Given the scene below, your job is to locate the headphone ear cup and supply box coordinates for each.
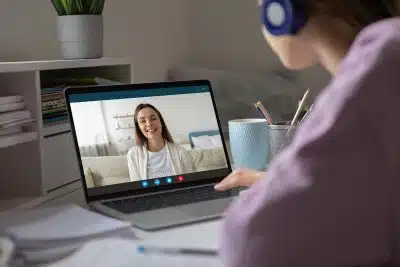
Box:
[261,0,307,36]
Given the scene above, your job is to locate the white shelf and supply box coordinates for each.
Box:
[0,132,37,148]
[113,115,134,119]
[0,180,83,213]
[0,58,130,73]
[43,122,71,137]
[0,197,34,213]
[0,58,132,208]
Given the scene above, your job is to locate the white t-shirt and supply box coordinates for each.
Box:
[146,146,175,179]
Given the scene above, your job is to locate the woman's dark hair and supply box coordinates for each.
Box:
[302,0,399,33]
[133,103,174,146]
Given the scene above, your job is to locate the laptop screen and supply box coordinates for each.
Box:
[65,81,231,200]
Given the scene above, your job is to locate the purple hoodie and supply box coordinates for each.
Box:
[219,18,400,267]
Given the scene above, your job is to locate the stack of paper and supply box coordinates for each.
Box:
[0,95,35,136]
[0,204,136,265]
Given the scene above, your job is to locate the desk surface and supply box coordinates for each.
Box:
[136,219,223,250]
[33,181,224,250]
[10,182,227,266]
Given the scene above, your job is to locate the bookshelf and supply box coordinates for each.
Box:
[0,58,132,205]
[0,132,37,148]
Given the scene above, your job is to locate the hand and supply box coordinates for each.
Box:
[214,168,266,191]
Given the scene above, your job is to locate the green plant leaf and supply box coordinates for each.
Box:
[65,0,79,15]
[69,0,77,15]
[74,0,84,13]
[59,0,68,13]
[98,0,105,14]
[89,0,105,14]
[52,0,105,15]
[89,0,98,14]
[51,0,66,15]
[82,0,92,13]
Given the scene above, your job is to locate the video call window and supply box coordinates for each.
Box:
[69,86,228,190]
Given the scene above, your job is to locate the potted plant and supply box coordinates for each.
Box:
[51,0,106,59]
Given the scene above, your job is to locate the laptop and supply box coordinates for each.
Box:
[64,80,238,231]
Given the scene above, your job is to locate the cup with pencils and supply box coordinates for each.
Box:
[254,89,311,161]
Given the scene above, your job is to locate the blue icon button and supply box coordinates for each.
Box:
[166,177,173,184]
[154,179,161,186]
[141,181,149,188]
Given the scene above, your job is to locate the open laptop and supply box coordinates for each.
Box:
[64,80,237,231]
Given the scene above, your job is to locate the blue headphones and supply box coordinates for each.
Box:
[261,0,308,36]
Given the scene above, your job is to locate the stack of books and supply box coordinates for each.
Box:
[41,86,68,125]
[0,95,35,136]
[41,77,123,126]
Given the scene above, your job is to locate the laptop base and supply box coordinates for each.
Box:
[91,196,235,231]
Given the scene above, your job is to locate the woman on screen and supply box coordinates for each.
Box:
[127,103,194,181]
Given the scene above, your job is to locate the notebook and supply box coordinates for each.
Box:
[0,204,136,264]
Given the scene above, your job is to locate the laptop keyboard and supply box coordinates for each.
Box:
[102,186,233,214]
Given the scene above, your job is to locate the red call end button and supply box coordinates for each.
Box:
[178,176,184,182]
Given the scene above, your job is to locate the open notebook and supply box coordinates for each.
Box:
[0,204,136,265]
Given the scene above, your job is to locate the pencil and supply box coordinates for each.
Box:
[290,89,310,126]
[254,101,273,124]
[297,104,314,125]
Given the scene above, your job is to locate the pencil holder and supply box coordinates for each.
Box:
[268,121,297,159]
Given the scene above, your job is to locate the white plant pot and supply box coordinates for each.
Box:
[57,15,103,59]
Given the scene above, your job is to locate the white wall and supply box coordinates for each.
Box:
[185,0,331,94]
[70,93,220,155]
[102,93,220,151]
[0,0,189,82]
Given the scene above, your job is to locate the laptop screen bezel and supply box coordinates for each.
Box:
[64,80,232,203]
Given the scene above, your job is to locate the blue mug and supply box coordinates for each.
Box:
[228,119,270,171]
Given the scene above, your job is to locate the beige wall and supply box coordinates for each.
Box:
[186,0,280,71]
[185,0,331,94]
[0,0,189,82]
[0,0,331,91]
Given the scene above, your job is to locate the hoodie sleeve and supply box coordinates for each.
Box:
[219,94,390,267]
[219,20,400,267]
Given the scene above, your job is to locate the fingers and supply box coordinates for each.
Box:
[214,169,243,191]
[214,169,266,191]
[214,175,237,191]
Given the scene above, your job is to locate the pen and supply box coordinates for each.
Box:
[137,245,218,256]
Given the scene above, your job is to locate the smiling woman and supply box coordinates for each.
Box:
[127,103,195,181]
[133,103,174,148]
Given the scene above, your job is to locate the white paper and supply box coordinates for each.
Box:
[0,204,134,248]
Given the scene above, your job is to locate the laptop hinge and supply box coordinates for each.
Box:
[91,182,231,204]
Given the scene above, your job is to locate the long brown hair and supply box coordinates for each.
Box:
[302,0,399,34]
[133,103,174,146]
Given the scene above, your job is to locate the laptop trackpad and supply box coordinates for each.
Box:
[178,197,233,217]
[131,198,233,231]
